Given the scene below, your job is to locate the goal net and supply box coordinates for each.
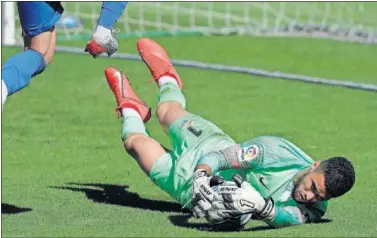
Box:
[3,2,377,45]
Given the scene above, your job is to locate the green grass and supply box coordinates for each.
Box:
[2,36,377,237]
[61,36,377,84]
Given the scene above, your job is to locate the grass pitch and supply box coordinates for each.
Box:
[2,36,377,237]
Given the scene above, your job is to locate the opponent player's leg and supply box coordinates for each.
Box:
[85,2,128,58]
[1,2,63,106]
[18,1,62,64]
[104,66,167,175]
[136,38,188,133]
[23,26,57,65]
[45,27,57,64]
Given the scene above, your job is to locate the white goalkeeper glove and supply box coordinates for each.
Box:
[210,174,276,221]
[191,169,224,218]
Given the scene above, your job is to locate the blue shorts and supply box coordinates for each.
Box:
[17,1,64,36]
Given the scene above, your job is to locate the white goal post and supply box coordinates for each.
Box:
[1,2,16,45]
[2,2,376,44]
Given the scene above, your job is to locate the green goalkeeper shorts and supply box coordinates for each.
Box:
[149,113,235,208]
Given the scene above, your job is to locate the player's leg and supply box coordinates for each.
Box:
[23,20,57,65]
[18,1,62,63]
[104,66,168,175]
[1,2,63,106]
[45,27,57,64]
[85,2,128,58]
[23,27,56,65]
[1,48,46,105]
[136,38,237,208]
[105,66,185,202]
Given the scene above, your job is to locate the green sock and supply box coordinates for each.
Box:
[121,116,149,141]
[157,83,186,109]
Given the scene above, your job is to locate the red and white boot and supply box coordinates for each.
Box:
[136,38,183,89]
[104,67,151,123]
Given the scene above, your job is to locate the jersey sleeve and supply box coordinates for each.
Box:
[265,202,327,228]
[233,136,314,170]
[212,139,264,170]
[197,136,311,175]
[195,139,264,173]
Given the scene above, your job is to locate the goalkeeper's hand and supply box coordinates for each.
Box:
[210,174,276,221]
[191,170,225,218]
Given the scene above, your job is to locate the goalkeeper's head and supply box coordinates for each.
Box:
[293,157,355,203]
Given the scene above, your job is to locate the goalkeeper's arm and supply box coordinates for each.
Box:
[195,140,263,175]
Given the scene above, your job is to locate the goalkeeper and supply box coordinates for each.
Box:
[104,38,355,229]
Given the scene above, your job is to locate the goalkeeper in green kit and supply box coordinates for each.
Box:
[104,38,355,230]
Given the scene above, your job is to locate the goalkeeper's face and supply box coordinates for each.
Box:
[293,162,329,204]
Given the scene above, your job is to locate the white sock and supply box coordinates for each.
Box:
[158,76,178,87]
[2,80,8,106]
[121,108,142,120]
[94,24,111,37]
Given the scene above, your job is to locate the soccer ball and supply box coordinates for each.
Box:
[210,213,252,231]
[56,16,83,29]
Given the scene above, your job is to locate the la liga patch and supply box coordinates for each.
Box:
[237,144,262,168]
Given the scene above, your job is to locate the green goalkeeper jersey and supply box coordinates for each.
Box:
[149,114,327,228]
[214,136,328,228]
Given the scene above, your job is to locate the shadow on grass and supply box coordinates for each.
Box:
[1,203,32,215]
[313,218,333,224]
[168,214,274,232]
[168,214,333,232]
[51,183,191,214]
[51,183,332,232]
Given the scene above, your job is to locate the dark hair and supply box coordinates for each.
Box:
[320,157,355,198]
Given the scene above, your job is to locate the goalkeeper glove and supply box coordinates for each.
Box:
[211,174,276,221]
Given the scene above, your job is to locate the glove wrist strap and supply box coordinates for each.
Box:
[257,198,276,221]
[194,169,209,179]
